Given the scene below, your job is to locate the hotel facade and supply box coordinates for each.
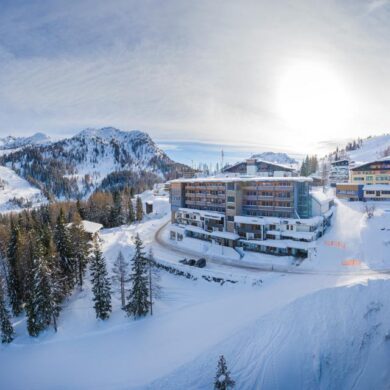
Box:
[169,169,333,258]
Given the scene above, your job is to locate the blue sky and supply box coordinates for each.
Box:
[0,0,390,155]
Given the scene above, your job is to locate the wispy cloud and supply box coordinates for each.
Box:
[0,0,389,155]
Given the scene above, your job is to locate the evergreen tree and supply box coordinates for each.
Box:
[135,196,143,222]
[125,234,149,318]
[69,215,90,288]
[0,277,14,343]
[110,190,123,227]
[128,199,135,224]
[214,355,235,390]
[54,208,75,291]
[90,238,112,320]
[6,219,24,316]
[112,251,130,309]
[25,236,57,336]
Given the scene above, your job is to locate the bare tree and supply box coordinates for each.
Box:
[112,251,129,309]
[363,203,376,219]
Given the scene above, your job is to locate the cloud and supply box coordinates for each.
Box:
[0,0,389,155]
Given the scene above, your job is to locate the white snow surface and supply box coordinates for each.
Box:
[347,134,390,164]
[0,165,47,213]
[1,190,390,389]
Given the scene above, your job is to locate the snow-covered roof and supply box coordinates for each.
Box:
[210,231,240,240]
[351,157,390,171]
[67,220,103,234]
[363,184,390,191]
[183,225,212,235]
[234,215,324,227]
[170,175,312,184]
[310,190,334,205]
[178,207,225,220]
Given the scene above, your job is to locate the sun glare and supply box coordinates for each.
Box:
[276,60,352,141]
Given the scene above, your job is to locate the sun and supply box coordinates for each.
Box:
[275,60,352,142]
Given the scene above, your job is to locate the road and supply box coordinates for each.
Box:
[153,219,390,276]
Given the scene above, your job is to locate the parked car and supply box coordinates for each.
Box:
[195,258,206,268]
[179,258,188,265]
[187,259,196,266]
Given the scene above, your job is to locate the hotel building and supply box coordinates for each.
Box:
[169,166,333,258]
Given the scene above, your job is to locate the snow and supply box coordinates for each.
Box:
[347,134,390,164]
[0,132,51,150]
[1,190,390,389]
[170,175,312,184]
[0,166,47,213]
[67,220,103,234]
[363,184,390,191]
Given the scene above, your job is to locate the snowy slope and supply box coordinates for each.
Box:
[348,134,390,163]
[149,278,390,390]
[329,134,390,164]
[0,166,47,212]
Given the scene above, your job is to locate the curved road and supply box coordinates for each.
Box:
[154,220,390,276]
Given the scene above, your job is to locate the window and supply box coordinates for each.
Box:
[227,216,234,222]
[227,196,235,202]
[227,183,235,190]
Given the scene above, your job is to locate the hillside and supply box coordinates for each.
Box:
[0,165,47,213]
[329,134,390,164]
[0,127,193,200]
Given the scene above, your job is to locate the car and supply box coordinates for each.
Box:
[179,258,188,265]
[195,258,206,268]
[187,259,196,266]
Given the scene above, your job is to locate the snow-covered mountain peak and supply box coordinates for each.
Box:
[0,132,51,150]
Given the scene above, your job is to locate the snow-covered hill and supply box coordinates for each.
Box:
[0,132,51,150]
[347,134,390,164]
[328,133,390,164]
[0,127,192,199]
[0,166,47,212]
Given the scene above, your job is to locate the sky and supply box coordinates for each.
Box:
[0,0,390,156]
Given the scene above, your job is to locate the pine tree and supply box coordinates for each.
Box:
[25,236,57,337]
[125,234,150,318]
[214,355,235,389]
[112,251,130,309]
[110,190,123,227]
[0,277,14,343]
[6,219,24,316]
[54,208,75,292]
[128,199,135,224]
[136,196,144,222]
[90,237,112,320]
[69,215,90,288]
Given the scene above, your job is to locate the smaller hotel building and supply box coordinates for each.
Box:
[169,170,333,259]
[336,157,390,201]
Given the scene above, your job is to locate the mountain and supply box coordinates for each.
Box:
[0,132,51,150]
[250,151,298,166]
[0,127,193,200]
